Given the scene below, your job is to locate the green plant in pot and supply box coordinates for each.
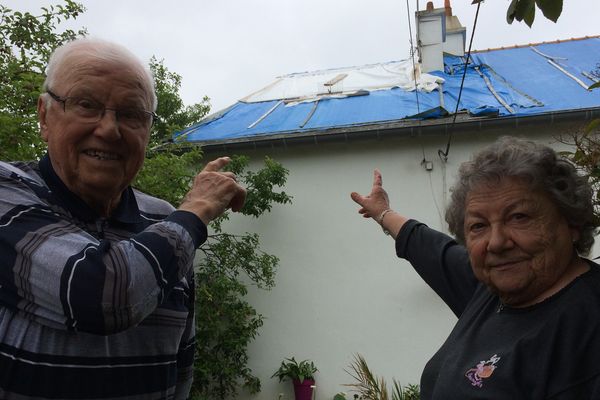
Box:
[272,357,318,400]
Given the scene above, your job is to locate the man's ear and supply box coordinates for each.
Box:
[38,95,49,142]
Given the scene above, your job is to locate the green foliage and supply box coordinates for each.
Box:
[135,50,211,207]
[189,155,291,400]
[136,147,291,400]
[558,69,600,221]
[585,119,600,134]
[342,354,420,400]
[0,1,86,161]
[506,0,563,27]
[272,357,318,384]
[558,125,600,219]
[333,393,350,400]
[149,57,210,148]
[391,383,420,400]
[133,144,202,206]
[222,155,292,218]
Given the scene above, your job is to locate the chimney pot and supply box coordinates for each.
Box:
[445,0,452,16]
[426,1,434,11]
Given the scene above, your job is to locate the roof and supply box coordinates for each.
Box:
[175,36,600,146]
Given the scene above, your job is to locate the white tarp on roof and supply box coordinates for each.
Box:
[241,59,445,104]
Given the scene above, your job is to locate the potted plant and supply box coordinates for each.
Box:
[272,357,318,400]
[337,354,420,400]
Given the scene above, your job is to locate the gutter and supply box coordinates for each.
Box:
[193,107,600,153]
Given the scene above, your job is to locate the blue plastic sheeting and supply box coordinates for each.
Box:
[433,55,543,116]
[176,37,600,143]
[176,88,444,141]
[471,38,600,112]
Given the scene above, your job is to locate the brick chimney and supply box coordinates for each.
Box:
[445,0,452,16]
[416,0,466,72]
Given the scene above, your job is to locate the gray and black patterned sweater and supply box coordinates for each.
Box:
[0,154,207,399]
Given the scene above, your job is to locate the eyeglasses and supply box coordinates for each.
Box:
[46,89,157,129]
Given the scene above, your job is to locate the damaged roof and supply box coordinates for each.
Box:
[175,36,600,146]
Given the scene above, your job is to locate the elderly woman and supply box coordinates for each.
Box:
[351,136,600,399]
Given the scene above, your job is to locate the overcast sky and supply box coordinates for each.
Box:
[5,0,599,113]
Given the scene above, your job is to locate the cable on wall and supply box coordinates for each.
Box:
[407,0,446,226]
[407,0,428,166]
[438,0,483,163]
[407,0,421,116]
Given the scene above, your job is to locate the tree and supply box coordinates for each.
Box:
[558,126,600,218]
[504,0,563,27]
[558,65,600,222]
[190,155,291,400]
[136,149,293,400]
[148,56,210,148]
[0,1,86,161]
[133,57,210,206]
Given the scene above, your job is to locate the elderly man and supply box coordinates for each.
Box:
[0,38,246,399]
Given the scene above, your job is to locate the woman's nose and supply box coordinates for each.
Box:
[486,224,514,253]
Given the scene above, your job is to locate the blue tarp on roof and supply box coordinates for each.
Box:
[176,37,600,143]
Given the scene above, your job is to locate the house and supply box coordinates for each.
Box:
[176,2,600,399]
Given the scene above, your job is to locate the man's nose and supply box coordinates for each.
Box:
[94,109,121,141]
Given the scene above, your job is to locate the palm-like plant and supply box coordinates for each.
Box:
[342,354,419,400]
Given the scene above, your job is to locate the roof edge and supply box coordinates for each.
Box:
[472,35,600,54]
[193,107,600,153]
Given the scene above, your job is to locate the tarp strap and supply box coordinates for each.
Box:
[528,45,591,91]
[482,64,544,107]
[300,100,319,128]
[247,100,283,129]
[474,66,514,114]
[547,60,592,91]
[529,46,568,61]
[582,71,600,84]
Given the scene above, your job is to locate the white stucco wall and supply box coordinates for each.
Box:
[200,126,590,400]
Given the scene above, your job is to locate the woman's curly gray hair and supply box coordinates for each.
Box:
[445,136,598,255]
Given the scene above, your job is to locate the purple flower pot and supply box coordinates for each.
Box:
[292,378,315,400]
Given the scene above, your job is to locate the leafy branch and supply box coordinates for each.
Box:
[0,1,87,161]
[191,155,291,399]
[506,0,563,27]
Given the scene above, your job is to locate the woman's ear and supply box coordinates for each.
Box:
[570,227,581,244]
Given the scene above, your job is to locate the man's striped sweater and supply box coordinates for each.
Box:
[0,155,206,399]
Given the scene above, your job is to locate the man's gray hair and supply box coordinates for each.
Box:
[42,37,157,111]
[445,136,598,255]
